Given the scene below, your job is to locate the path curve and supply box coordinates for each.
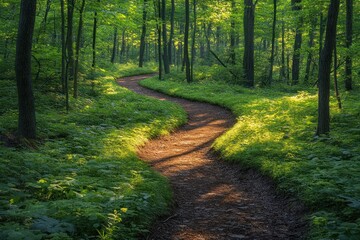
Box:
[117,74,307,240]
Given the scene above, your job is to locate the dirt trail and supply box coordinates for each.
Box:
[117,75,307,240]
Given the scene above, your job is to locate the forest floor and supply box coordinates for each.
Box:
[118,74,308,240]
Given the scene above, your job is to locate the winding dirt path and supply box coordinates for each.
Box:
[117,75,307,240]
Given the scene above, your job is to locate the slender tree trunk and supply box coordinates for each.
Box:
[291,0,302,85]
[92,0,100,69]
[161,0,170,74]
[139,0,148,67]
[168,0,175,65]
[334,41,342,109]
[304,17,317,84]
[36,0,52,43]
[184,0,191,82]
[16,0,37,139]
[317,0,340,135]
[243,0,255,87]
[190,0,197,81]
[156,0,163,80]
[66,0,75,80]
[74,0,85,99]
[229,0,236,65]
[120,29,126,63]
[318,13,326,76]
[111,27,118,63]
[60,0,66,93]
[268,0,277,85]
[345,0,353,91]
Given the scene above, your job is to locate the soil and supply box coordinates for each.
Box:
[117,74,308,240]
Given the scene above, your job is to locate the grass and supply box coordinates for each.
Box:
[0,63,186,239]
[140,70,360,239]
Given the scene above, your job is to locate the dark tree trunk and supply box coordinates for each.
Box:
[139,0,148,67]
[304,17,317,84]
[268,0,277,85]
[184,0,191,82]
[229,0,236,65]
[161,0,170,74]
[334,40,342,109]
[111,27,118,63]
[156,0,163,80]
[74,0,85,99]
[317,0,340,135]
[345,0,353,91]
[318,13,326,78]
[190,0,197,81]
[92,0,100,69]
[291,0,302,85]
[66,0,75,79]
[120,29,126,63]
[36,0,52,43]
[60,0,66,93]
[15,0,37,139]
[243,0,255,87]
[168,0,175,65]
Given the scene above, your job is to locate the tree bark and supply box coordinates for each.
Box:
[229,0,236,65]
[316,0,340,135]
[111,27,118,63]
[280,20,286,81]
[268,0,277,85]
[66,0,75,79]
[92,0,100,69]
[15,0,37,139]
[243,0,255,87]
[184,0,191,82]
[291,0,302,85]
[190,0,197,81]
[161,0,170,74]
[139,0,148,67]
[74,0,85,99]
[345,0,353,91]
[60,0,66,93]
[168,0,175,65]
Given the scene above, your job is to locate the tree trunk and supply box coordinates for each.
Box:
[316,0,340,135]
[120,29,126,63]
[36,0,52,43]
[66,0,75,80]
[161,0,170,74]
[304,17,317,84]
[60,0,66,93]
[190,0,197,81]
[74,0,85,99]
[92,0,100,69]
[334,40,342,109]
[111,27,118,63]
[156,0,163,80]
[243,0,255,87]
[268,0,277,85]
[139,0,148,67]
[184,0,191,82]
[168,0,175,65]
[229,0,236,65]
[291,0,302,85]
[15,0,37,139]
[345,0,353,91]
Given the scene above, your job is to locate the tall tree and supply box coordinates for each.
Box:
[243,0,255,87]
[111,27,118,63]
[74,0,86,98]
[229,0,236,65]
[190,0,197,81]
[60,0,66,93]
[268,0,277,85]
[139,0,148,67]
[66,0,75,79]
[92,0,100,69]
[15,0,37,139]
[316,0,340,135]
[168,0,175,65]
[345,0,353,91]
[291,0,302,85]
[304,17,317,84]
[184,0,191,82]
[161,0,170,74]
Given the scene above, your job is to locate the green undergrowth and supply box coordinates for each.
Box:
[141,72,360,239]
[0,63,186,239]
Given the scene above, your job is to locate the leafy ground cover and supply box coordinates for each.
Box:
[0,64,186,239]
[141,71,360,239]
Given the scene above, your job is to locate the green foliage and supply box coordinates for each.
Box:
[0,66,186,239]
[141,72,360,239]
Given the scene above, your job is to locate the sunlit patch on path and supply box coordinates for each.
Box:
[118,74,307,240]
